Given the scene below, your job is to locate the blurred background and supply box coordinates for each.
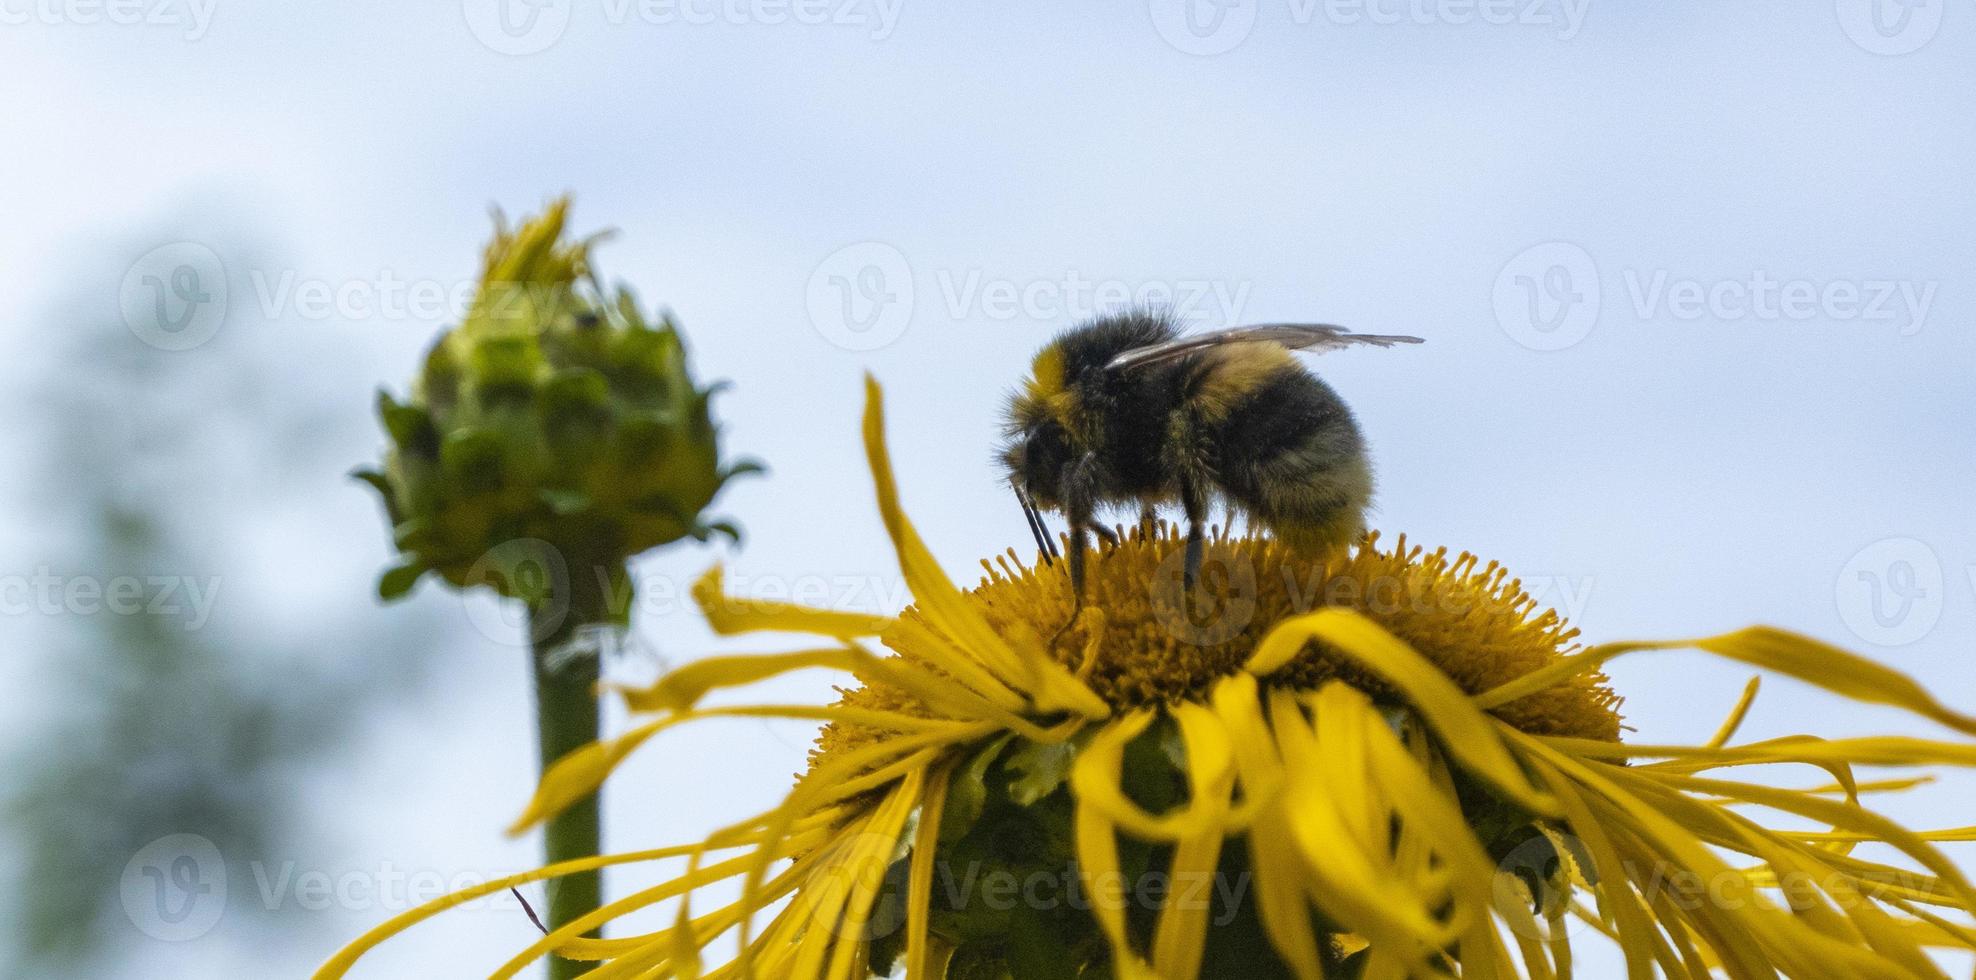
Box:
[1,2,1970,976]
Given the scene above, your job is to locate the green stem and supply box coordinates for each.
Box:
[530,559,622,980]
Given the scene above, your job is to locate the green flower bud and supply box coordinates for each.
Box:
[356,199,759,613]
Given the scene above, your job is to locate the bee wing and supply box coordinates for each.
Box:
[1104,324,1423,372]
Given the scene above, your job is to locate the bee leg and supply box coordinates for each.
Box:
[1060,453,1106,600]
[1180,481,1208,592]
[1090,523,1120,548]
[1067,523,1089,600]
[1138,503,1159,539]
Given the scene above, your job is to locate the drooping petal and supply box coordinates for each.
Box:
[312,841,749,980]
[1070,709,1237,842]
[693,564,894,639]
[1209,674,1322,980]
[1477,627,1976,737]
[508,704,974,835]
[1150,701,1240,978]
[861,376,1107,720]
[1248,608,1558,818]
[904,763,951,980]
[622,647,879,713]
[1072,745,1161,980]
[1268,685,1447,970]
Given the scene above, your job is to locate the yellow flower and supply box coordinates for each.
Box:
[320,378,1976,979]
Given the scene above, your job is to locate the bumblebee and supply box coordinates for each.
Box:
[1000,311,1421,593]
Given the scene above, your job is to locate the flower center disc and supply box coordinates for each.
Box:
[817,527,1621,774]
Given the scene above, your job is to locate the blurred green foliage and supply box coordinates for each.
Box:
[3,228,446,974]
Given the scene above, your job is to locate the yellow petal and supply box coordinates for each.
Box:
[623,648,872,713]
[1070,709,1237,841]
[1268,686,1445,967]
[824,769,925,980]
[1073,756,1160,979]
[1208,675,1322,980]
[1514,730,1920,980]
[313,842,739,980]
[693,564,894,639]
[490,845,811,980]
[1247,608,1558,818]
[1477,627,1976,737]
[1540,734,1976,771]
[905,763,952,980]
[862,376,1107,720]
[1706,676,1762,749]
[1150,701,1238,979]
[508,715,681,836]
[1531,762,1661,980]
[508,704,973,835]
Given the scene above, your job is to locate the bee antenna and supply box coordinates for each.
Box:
[1011,481,1059,565]
[1032,498,1061,562]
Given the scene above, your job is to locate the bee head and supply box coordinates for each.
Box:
[1001,342,1082,505]
[998,416,1073,507]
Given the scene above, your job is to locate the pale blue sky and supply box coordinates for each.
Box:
[2,2,1972,975]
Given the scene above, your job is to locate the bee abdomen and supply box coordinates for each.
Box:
[1206,360,1372,554]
